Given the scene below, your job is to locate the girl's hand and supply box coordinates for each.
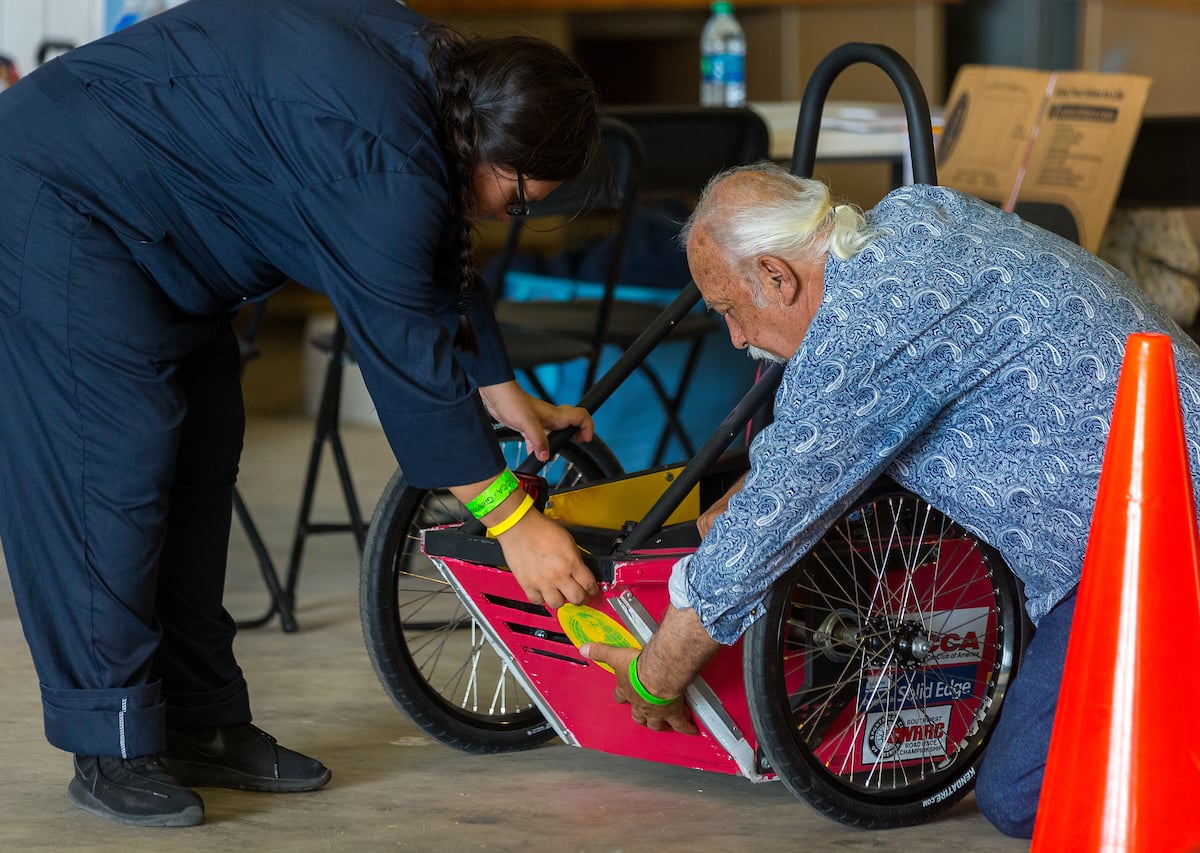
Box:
[494,509,598,608]
[479,381,594,461]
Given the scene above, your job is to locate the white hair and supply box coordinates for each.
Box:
[680,162,877,279]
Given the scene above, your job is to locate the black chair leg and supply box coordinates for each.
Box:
[284,321,365,608]
[232,487,298,632]
[637,361,697,465]
[650,336,709,465]
[283,407,329,608]
[327,427,367,552]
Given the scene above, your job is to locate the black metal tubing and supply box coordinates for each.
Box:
[619,43,936,553]
[621,361,783,551]
[791,42,937,186]
[472,44,936,548]
[459,283,703,536]
[515,282,703,475]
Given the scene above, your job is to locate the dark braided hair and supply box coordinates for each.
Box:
[426,26,601,354]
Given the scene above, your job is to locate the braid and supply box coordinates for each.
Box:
[425,25,601,356]
[427,24,481,355]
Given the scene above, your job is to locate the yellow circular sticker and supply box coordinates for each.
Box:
[557,604,642,673]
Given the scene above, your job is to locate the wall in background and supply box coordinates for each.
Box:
[1079,0,1200,115]
[945,0,1078,80]
[1077,0,1200,239]
[0,0,99,75]
[428,4,948,108]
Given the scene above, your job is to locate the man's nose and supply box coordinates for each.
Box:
[727,324,747,350]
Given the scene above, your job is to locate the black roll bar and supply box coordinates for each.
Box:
[791,42,937,185]
[469,44,936,545]
[619,43,937,552]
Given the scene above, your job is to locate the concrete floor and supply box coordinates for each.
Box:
[0,319,1031,851]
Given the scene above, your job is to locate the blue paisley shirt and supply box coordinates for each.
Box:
[684,185,1200,644]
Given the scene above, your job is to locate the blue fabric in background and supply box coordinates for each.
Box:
[481,201,697,299]
[503,271,759,470]
[485,201,760,470]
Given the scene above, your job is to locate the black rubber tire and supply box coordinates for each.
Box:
[744,481,1029,828]
[360,428,620,753]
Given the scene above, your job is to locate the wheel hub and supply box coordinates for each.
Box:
[812,608,862,662]
[893,621,935,668]
[813,611,935,670]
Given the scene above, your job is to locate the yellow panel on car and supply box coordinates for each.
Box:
[543,466,699,530]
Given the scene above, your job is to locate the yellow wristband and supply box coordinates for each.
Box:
[486,492,535,537]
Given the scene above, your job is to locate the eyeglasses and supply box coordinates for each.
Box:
[505,172,531,217]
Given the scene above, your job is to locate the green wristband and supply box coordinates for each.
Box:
[465,469,519,520]
[628,655,676,706]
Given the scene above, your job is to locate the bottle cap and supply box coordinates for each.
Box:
[712,1,734,13]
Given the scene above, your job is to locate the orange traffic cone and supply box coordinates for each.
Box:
[1032,333,1200,852]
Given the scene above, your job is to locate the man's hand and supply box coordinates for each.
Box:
[581,642,699,734]
[479,380,594,462]
[580,606,719,734]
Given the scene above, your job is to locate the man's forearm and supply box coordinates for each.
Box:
[634,605,721,699]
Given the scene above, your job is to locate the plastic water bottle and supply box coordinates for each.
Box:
[111,0,164,32]
[700,1,746,108]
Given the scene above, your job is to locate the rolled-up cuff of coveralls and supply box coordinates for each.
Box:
[42,681,165,758]
[378,394,505,490]
[163,676,252,731]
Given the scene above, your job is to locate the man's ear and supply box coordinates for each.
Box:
[756,255,801,305]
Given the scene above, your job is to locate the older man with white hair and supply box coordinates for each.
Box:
[583,161,1200,838]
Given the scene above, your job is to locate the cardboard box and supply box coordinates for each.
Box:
[937,65,1151,252]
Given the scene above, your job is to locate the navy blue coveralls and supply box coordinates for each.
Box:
[0,0,510,758]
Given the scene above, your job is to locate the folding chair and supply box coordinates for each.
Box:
[492,117,646,401]
[610,105,770,462]
[282,318,367,613]
[231,299,298,632]
[495,106,770,464]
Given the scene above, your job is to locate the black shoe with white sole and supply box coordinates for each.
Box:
[68,754,204,827]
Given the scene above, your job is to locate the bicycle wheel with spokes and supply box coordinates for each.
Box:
[360,428,621,753]
[744,480,1028,827]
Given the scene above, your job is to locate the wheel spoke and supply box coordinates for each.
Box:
[749,486,1025,820]
[362,430,615,752]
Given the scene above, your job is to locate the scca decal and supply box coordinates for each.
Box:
[906,606,991,664]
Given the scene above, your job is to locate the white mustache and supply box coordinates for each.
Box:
[747,345,786,364]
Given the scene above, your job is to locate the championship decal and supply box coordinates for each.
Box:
[861,705,953,764]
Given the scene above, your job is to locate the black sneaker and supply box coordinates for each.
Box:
[67,755,204,827]
[162,724,331,793]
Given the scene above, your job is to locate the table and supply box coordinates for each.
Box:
[749,100,938,185]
